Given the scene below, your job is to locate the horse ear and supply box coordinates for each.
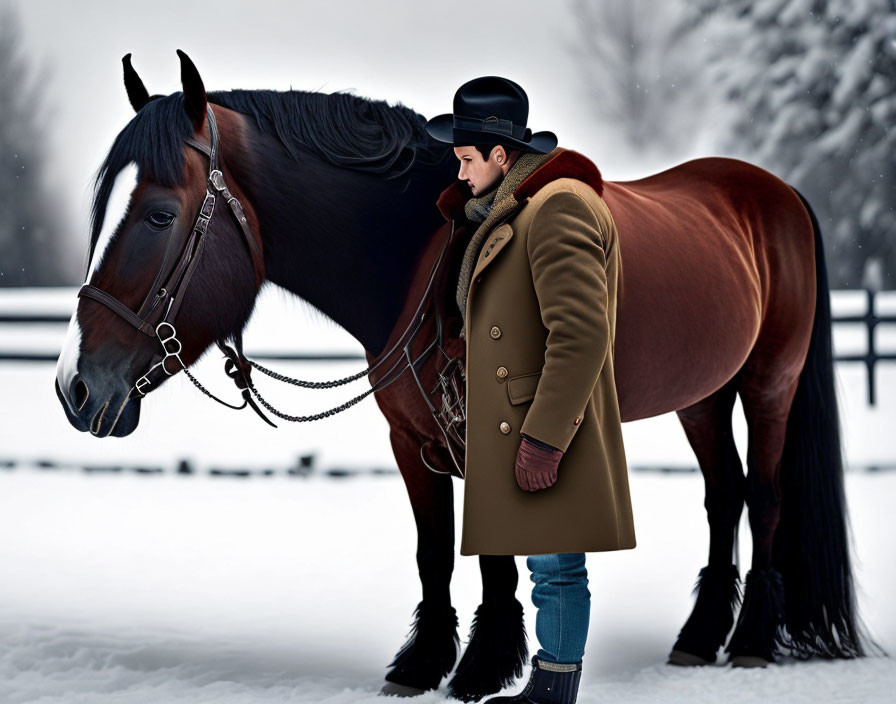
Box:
[176,49,207,133]
[122,53,152,113]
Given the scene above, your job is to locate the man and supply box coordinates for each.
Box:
[426,76,636,704]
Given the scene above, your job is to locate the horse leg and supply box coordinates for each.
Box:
[668,375,746,666]
[447,555,528,701]
[382,429,461,696]
[723,371,797,667]
[725,188,876,667]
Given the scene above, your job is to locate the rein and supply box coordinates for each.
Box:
[76,103,465,464]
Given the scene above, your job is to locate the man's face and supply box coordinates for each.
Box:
[453,145,506,196]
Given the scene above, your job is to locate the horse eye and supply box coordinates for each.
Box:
[146,212,175,229]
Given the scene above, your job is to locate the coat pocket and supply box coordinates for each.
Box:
[506,371,542,405]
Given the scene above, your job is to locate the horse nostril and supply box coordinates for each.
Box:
[72,376,90,412]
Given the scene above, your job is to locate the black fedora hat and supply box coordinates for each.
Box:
[425,76,557,154]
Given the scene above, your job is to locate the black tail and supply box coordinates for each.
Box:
[772,187,886,658]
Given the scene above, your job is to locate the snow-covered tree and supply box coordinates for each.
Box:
[0,1,77,286]
[687,0,896,289]
[567,0,706,161]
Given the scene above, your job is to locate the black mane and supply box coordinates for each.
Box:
[86,88,447,274]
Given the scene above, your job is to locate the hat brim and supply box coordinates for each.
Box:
[424,113,557,154]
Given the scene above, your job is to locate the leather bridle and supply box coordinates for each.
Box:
[78,104,265,403]
[74,102,468,475]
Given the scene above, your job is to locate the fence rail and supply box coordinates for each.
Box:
[833,289,896,405]
[2,288,894,404]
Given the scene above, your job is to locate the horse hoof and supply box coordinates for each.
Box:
[380,681,429,697]
[667,649,711,666]
[730,655,770,668]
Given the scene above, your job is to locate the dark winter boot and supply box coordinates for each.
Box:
[482,654,582,703]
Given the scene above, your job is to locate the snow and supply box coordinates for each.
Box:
[0,469,893,703]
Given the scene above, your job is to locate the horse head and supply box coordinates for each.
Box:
[55,50,264,437]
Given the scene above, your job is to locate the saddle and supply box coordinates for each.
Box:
[365,217,470,479]
[414,223,469,479]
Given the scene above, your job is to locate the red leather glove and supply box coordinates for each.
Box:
[515,434,563,491]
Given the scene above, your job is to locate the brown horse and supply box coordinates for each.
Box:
[55,51,880,701]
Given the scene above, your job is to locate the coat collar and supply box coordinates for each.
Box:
[435,146,604,222]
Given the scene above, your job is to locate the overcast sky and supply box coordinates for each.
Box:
[14,0,659,260]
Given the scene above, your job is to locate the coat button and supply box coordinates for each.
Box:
[496,366,508,379]
[573,416,582,425]
[490,326,502,339]
[499,421,511,434]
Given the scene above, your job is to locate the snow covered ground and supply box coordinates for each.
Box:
[0,469,893,703]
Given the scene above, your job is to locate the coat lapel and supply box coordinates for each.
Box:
[470,222,514,281]
[464,220,516,326]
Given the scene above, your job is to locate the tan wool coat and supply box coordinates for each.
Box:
[436,147,637,556]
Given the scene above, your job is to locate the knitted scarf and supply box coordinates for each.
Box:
[456,149,555,331]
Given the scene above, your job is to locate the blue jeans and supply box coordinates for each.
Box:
[526,552,590,664]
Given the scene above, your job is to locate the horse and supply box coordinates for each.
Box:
[54,50,880,702]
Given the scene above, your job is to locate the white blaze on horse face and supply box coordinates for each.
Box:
[56,306,84,407]
[87,163,139,279]
[56,164,139,397]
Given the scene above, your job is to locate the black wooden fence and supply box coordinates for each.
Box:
[2,288,894,405]
[827,289,895,405]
